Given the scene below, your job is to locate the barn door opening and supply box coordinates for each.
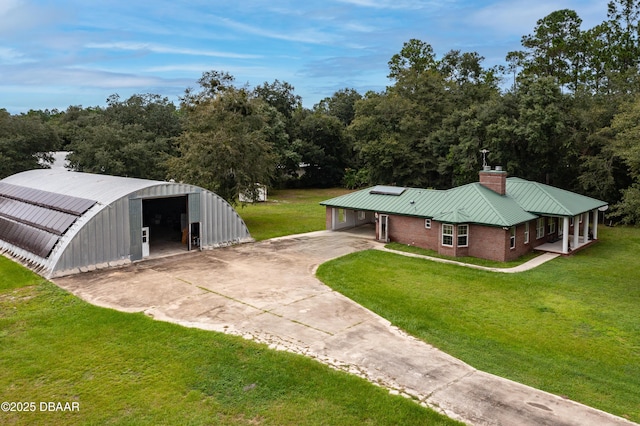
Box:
[142,195,188,256]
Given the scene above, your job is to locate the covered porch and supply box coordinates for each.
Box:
[535,208,602,255]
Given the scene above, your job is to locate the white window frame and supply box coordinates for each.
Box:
[357,210,366,221]
[338,209,346,223]
[424,218,431,229]
[536,218,545,239]
[548,219,556,235]
[457,224,468,247]
[442,224,453,247]
[510,226,516,249]
[524,222,530,244]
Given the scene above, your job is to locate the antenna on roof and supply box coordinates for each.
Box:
[480,149,489,168]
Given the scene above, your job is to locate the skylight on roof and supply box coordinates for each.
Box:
[369,185,406,196]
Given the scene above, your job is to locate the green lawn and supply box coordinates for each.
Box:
[0,256,459,425]
[239,188,352,240]
[317,226,640,423]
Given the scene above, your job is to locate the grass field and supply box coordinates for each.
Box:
[238,188,351,240]
[317,226,640,422]
[3,187,638,424]
[0,256,459,425]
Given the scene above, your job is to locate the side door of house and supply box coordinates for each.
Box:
[379,214,389,242]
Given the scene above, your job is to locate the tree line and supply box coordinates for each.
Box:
[2,0,640,223]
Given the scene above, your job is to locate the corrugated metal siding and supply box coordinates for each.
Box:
[188,192,201,223]
[129,198,143,261]
[200,189,250,246]
[1,170,251,277]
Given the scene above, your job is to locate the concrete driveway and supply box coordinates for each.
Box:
[54,230,634,426]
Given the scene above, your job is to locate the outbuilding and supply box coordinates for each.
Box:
[0,169,252,277]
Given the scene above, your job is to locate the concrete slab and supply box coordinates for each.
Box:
[54,229,637,426]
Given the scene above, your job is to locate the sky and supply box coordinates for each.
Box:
[1,0,610,114]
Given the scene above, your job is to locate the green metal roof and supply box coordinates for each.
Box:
[506,178,608,217]
[320,177,607,227]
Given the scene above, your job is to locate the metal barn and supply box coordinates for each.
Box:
[0,169,252,277]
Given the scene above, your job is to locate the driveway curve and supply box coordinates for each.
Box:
[54,230,635,426]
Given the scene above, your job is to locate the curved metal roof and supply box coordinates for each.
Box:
[2,169,165,205]
[0,169,167,261]
[0,169,251,277]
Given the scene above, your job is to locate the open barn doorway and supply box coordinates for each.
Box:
[142,196,188,256]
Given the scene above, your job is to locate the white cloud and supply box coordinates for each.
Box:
[0,0,63,36]
[335,0,447,10]
[0,46,33,64]
[0,0,21,15]
[468,0,608,37]
[213,15,338,45]
[85,42,263,59]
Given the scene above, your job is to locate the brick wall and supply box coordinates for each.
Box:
[387,215,439,251]
[467,224,508,261]
[479,170,507,195]
[384,214,541,262]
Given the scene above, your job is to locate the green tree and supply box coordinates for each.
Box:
[253,80,302,184]
[314,88,362,126]
[253,80,302,121]
[291,110,350,187]
[608,94,640,223]
[65,94,180,180]
[387,38,437,81]
[169,73,277,203]
[0,109,58,178]
[518,9,585,91]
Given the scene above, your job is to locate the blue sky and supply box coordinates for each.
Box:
[1,0,608,113]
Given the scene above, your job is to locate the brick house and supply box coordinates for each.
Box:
[320,168,609,262]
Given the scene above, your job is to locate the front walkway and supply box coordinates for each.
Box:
[54,231,634,426]
[379,247,560,273]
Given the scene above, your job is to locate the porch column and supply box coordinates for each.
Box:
[562,216,570,253]
[592,209,599,240]
[573,215,580,250]
[583,211,590,243]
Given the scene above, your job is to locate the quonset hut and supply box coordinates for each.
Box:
[0,169,252,277]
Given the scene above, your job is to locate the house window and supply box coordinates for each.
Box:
[548,219,556,235]
[442,224,453,246]
[524,222,530,244]
[558,219,563,236]
[357,211,366,221]
[338,209,346,223]
[510,226,516,249]
[457,225,468,247]
[424,219,431,229]
[536,218,545,239]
